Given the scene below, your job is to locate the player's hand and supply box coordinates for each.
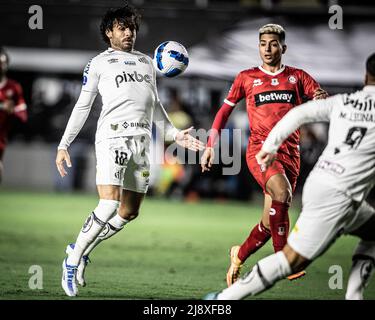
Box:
[255,149,276,169]
[313,88,328,100]
[2,99,15,114]
[201,147,214,173]
[175,127,205,152]
[56,149,72,178]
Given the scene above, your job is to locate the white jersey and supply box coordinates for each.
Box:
[58,48,178,149]
[262,85,375,202]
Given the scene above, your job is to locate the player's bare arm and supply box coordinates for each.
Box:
[56,149,72,178]
[175,126,205,152]
[201,147,215,172]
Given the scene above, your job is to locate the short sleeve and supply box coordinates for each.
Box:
[300,70,320,100]
[224,72,245,107]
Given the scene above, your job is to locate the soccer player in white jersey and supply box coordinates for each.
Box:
[205,52,375,300]
[56,6,204,297]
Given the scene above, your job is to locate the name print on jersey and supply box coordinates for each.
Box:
[115,71,152,88]
[255,90,296,107]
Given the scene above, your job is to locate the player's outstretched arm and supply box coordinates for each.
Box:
[257,96,337,169]
[201,147,214,173]
[56,149,72,177]
[175,126,205,152]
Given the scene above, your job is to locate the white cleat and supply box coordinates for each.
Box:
[61,258,78,297]
[65,243,90,287]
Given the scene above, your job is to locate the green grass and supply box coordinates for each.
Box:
[0,190,374,300]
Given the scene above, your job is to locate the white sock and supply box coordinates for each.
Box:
[217,251,292,300]
[67,199,120,266]
[346,241,375,300]
[83,213,129,256]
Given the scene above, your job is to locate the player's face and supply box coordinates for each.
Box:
[0,53,8,77]
[259,34,285,67]
[106,20,137,52]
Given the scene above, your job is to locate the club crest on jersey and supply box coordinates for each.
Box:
[253,79,263,87]
[288,75,297,84]
[271,78,279,86]
[138,57,149,64]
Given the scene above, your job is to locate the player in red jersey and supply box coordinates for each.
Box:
[0,47,27,182]
[201,24,328,285]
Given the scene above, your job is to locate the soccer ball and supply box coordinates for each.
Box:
[153,41,189,77]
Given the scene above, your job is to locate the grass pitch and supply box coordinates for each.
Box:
[0,189,374,300]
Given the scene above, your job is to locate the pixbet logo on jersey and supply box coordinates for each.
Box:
[115,71,152,88]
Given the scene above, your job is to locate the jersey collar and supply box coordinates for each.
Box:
[107,47,134,54]
[363,85,375,93]
[258,65,285,76]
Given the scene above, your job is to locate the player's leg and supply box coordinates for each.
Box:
[345,202,375,300]
[265,173,292,252]
[82,189,144,257]
[62,185,120,296]
[214,244,310,300]
[227,195,272,285]
[0,149,4,183]
[226,155,273,286]
[206,179,352,300]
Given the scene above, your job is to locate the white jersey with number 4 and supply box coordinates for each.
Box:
[58,48,178,149]
[262,85,375,202]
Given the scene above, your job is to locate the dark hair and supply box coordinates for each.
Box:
[366,53,375,78]
[100,6,141,45]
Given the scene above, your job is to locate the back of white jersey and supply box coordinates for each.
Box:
[84,48,157,142]
[310,86,375,201]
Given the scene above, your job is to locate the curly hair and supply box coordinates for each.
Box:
[366,53,375,78]
[100,6,141,45]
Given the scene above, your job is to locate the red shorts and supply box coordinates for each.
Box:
[246,147,300,194]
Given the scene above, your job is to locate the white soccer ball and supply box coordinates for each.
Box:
[153,41,189,77]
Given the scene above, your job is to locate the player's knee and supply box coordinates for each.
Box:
[271,188,292,204]
[94,199,120,223]
[118,207,139,221]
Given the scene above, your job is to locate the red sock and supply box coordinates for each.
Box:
[238,221,271,262]
[269,200,290,252]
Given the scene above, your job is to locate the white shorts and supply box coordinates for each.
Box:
[95,135,150,193]
[288,177,375,260]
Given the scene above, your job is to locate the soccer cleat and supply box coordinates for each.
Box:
[65,243,90,287]
[61,258,78,297]
[287,270,306,281]
[226,245,243,287]
[203,292,219,300]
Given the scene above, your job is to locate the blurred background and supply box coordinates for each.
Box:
[1,0,375,202]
